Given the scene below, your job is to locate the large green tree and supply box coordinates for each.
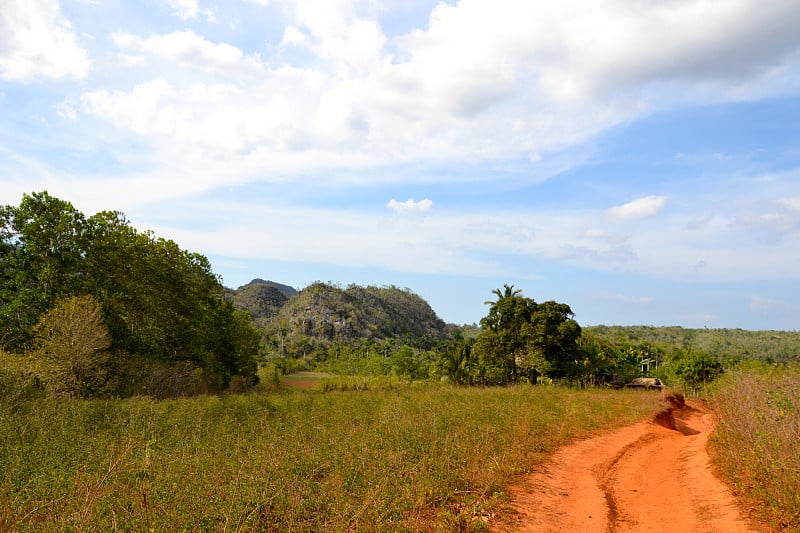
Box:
[0,192,87,348]
[473,285,581,385]
[1,192,259,394]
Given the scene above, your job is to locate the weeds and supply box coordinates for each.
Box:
[710,364,800,531]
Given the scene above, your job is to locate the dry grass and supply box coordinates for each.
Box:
[710,364,800,532]
[1,382,661,532]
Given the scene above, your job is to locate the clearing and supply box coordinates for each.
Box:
[491,398,766,532]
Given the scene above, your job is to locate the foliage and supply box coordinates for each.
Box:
[671,348,724,394]
[436,339,476,385]
[711,364,800,531]
[0,192,260,395]
[0,385,661,532]
[0,192,87,348]
[471,285,581,385]
[31,294,111,396]
[228,279,293,319]
[573,333,640,387]
[587,325,800,364]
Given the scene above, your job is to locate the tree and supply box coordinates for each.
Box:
[438,339,475,385]
[32,295,111,396]
[528,301,582,379]
[673,348,723,394]
[473,285,581,385]
[474,285,534,384]
[1,192,261,395]
[0,192,87,349]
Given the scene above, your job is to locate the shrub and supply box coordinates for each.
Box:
[711,364,800,530]
[31,295,111,396]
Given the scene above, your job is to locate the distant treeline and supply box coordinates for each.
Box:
[586,325,800,364]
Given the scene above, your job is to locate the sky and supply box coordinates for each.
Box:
[2,0,800,330]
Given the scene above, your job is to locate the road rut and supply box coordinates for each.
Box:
[491,400,763,532]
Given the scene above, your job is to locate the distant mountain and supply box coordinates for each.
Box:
[227,279,297,320]
[228,279,453,355]
[240,279,297,298]
[279,282,449,342]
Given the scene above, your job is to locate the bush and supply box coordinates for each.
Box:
[31,295,111,397]
[0,351,45,403]
[711,364,800,530]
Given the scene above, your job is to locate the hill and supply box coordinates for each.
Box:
[227,280,453,358]
[227,279,297,320]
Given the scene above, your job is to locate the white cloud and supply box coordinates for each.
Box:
[607,196,667,221]
[0,0,90,81]
[163,0,216,22]
[281,26,309,47]
[387,198,433,214]
[59,0,800,175]
[112,31,264,75]
[81,79,177,135]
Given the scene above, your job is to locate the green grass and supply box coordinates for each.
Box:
[710,364,800,532]
[1,385,661,532]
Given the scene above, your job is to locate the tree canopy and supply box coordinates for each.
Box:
[472,285,582,385]
[0,192,258,396]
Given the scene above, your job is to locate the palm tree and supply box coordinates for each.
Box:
[484,284,522,306]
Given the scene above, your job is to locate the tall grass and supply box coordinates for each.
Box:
[1,383,661,532]
[710,364,800,532]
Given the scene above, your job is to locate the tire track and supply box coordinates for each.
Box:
[491,401,764,533]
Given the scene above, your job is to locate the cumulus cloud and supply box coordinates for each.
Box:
[82,79,177,135]
[387,198,433,214]
[58,0,800,171]
[0,0,90,81]
[607,196,667,221]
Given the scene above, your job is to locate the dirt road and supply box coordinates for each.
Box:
[492,399,764,532]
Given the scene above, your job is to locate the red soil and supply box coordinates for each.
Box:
[491,400,767,532]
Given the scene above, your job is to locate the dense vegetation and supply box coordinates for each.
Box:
[710,363,800,531]
[0,372,661,532]
[227,279,797,391]
[0,192,259,397]
[587,325,800,365]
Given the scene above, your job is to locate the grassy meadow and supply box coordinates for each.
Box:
[1,380,661,532]
[710,364,800,532]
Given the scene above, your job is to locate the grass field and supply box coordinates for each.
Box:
[280,371,333,390]
[0,383,662,532]
[710,364,800,532]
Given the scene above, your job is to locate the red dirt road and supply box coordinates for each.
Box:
[492,401,764,533]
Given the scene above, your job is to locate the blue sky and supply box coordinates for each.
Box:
[2,0,800,329]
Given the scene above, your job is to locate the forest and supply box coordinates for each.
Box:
[2,191,799,400]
